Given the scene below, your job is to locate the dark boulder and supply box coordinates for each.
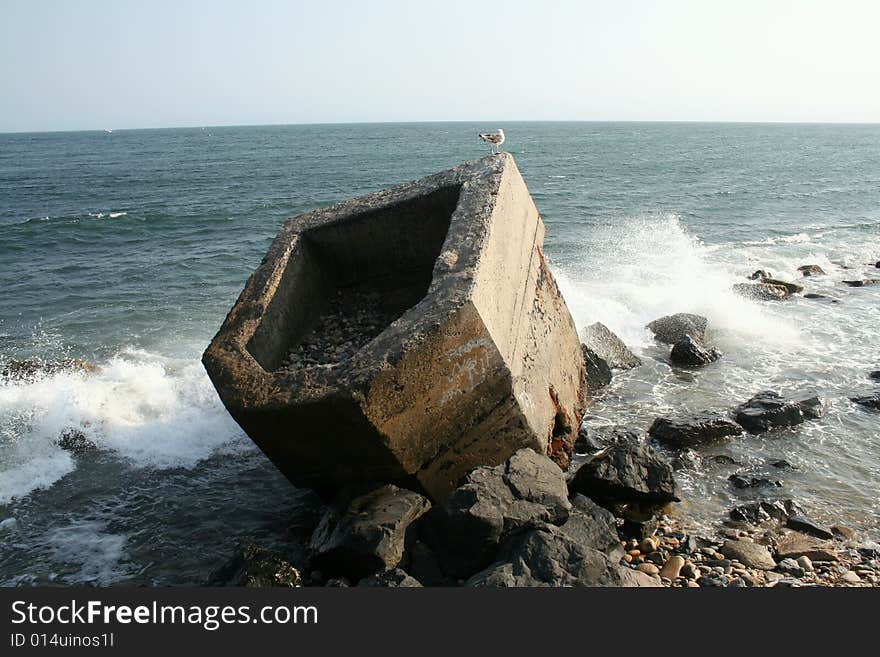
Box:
[466,524,659,587]
[559,494,624,559]
[207,544,302,587]
[648,414,742,450]
[733,282,790,301]
[728,474,781,490]
[734,391,825,433]
[730,499,802,524]
[568,431,679,508]
[357,568,422,587]
[762,278,804,294]
[57,428,97,454]
[851,393,880,410]
[582,322,641,369]
[424,448,571,579]
[574,424,641,454]
[581,345,612,390]
[797,265,826,277]
[786,515,834,540]
[842,279,880,287]
[868,370,880,381]
[646,313,708,345]
[308,484,431,581]
[748,270,772,280]
[669,335,722,368]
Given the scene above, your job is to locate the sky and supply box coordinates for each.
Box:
[1,0,879,132]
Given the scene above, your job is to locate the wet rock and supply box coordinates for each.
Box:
[2,358,101,381]
[786,515,834,540]
[207,544,302,587]
[308,484,431,581]
[732,282,790,301]
[466,524,659,587]
[775,533,838,562]
[797,265,826,277]
[776,558,804,577]
[830,525,855,540]
[57,428,97,454]
[748,270,772,280]
[357,568,422,587]
[734,390,825,433]
[559,495,624,559]
[762,278,804,294]
[646,313,708,345]
[728,474,781,490]
[425,448,571,578]
[574,424,641,454]
[803,293,835,301]
[729,499,801,524]
[707,454,738,466]
[868,371,880,381]
[769,459,795,470]
[850,393,880,410]
[719,539,776,570]
[582,322,641,370]
[568,431,680,508]
[648,414,742,450]
[842,278,880,287]
[581,345,613,390]
[669,335,722,368]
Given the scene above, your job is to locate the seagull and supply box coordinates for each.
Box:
[478,128,505,154]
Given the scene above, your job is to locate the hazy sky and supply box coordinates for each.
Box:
[2,0,879,132]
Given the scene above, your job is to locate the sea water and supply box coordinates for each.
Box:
[1,122,878,584]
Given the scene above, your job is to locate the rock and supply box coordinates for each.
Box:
[582,322,641,369]
[748,269,772,280]
[728,474,781,490]
[797,265,826,277]
[659,555,685,579]
[786,515,834,540]
[669,335,722,368]
[729,499,801,524]
[637,562,659,575]
[357,568,422,587]
[646,313,708,345]
[574,424,641,454]
[842,279,880,287]
[762,278,804,294]
[776,558,804,577]
[719,540,776,570]
[803,293,834,300]
[796,555,814,572]
[57,428,97,454]
[868,371,880,381]
[582,345,613,390]
[466,524,658,587]
[2,358,100,381]
[841,570,861,584]
[308,484,431,580]
[775,533,839,562]
[830,525,855,540]
[648,414,742,450]
[734,391,825,433]
[640,536,659,553]
[850,393,880,410]
[708,454,738,466]
[559,495,624,559]
[568,432,680,508]
[732,282,790,301]
[202,154,588,501]
[680,561,699,579]
[425,448,571,578]
[207,544,302,587]
[769,459,795,470]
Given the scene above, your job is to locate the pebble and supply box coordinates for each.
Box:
[659,555,685,580]
[841,571,861,584]
[640,537,659,553]
[796,555,814,572]
[637,563,660,576]
[680,562,700,579]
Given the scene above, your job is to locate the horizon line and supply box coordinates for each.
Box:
[3,118,880,136]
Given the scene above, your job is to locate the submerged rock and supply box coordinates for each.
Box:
[734,391,825,433]
[762,278,804,294]
[57,428,97,454]
[842,278,880,287]
[646,313,708,345]
[581,345,613,390]
[568,431,679,508]
[729,499,802,524]
[308,484,431,581]
[669,335,722,368]
[582,322,641,369]
[2,358,100,381]
[466,524,659,587]
[797,264,826,277]
[728,473,781,490]
[748,269,772,280]
[207,544,302,587]
[424,448,571,578]
[648,413,742,450]
[868,370,880,381]
[732,282,790,301]
[851,393,880,410]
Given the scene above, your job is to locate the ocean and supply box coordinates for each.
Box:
[1,122,878,585]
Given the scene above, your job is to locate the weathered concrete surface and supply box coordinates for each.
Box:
[203,154,587,501]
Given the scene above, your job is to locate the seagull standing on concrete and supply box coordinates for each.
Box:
[478,128,505,154]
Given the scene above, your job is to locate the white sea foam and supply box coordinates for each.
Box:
[45,520,130,585]
[0,349,249,504]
